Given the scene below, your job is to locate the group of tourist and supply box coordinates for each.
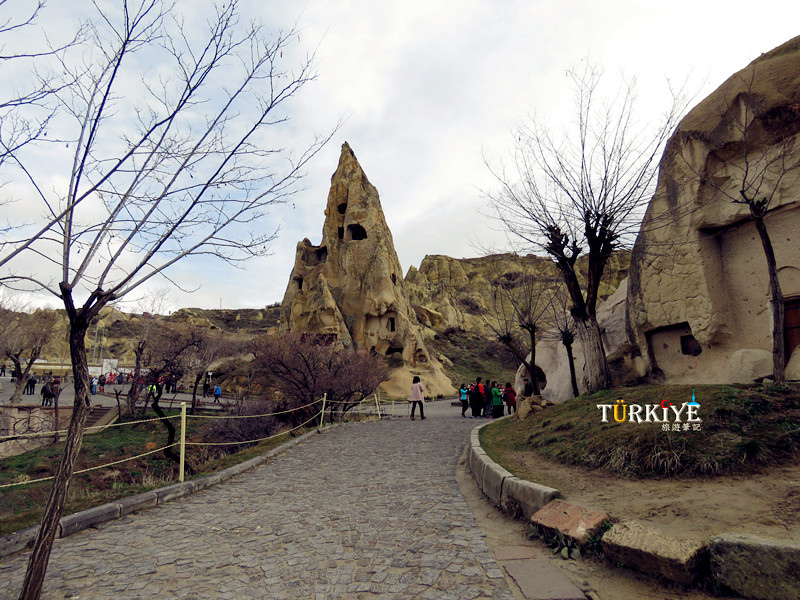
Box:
[458,378,517,418]
[406,376,520,420]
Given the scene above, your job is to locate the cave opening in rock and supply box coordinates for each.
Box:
[347,223,367,240]
[337,202,347,214]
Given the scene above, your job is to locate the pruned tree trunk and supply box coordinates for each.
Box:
[754,215,786,383]
[525,326,540,395]
[564,342,579,397]
[191,371,203,415]
[150,393,191,472]
[52,391,60,444]
[19,323,92,600]
[575,315,612,394]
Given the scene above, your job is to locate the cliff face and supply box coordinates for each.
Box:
[627,35,800,384]
[281,143,454,396]
[405,252,630,337]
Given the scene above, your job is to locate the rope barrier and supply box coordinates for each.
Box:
[0,414,181,443]
[0,396,328,442]
[184,411,322,447]
[0,394,385,490]
[0,443,180,490]
[186,397,324,420]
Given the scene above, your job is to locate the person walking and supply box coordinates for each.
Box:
[213,384,222,403]
[26,375,37,395]
[458,383,469,417]
[41,381,55,406]
[408,376,426,420]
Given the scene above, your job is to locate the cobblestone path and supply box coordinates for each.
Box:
[0,402,516,599]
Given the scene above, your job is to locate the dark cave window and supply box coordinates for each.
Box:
[294,277,303,291]
[680,334,702,356]
[337,227,344,240]
[337,202,347,215]
[347,223,367,241]
[391,273,397,285]
[385,346,403,355]
[388,317,396,332]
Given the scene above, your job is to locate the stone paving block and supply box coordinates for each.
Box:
[530,499,609,546]
[481,461,513,506]
[710,533,800,600]
[501,477,559,520]
[59,503,120,537]
[116,490,158,516]
[0,526,38,558]
[503,558,586,600]
[494,545,538,561]
[601,521,707,585]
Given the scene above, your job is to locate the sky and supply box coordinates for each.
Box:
[2,0,800,313]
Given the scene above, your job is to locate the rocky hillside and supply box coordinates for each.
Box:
[405,251,630,336]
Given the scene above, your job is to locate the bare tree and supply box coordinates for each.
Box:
[251,332,389,424]
[117,291,171,416]
[0,308,59,403]
[544,288,580,398]
[183,325,235,414]
[487,64,688,394]
[0,2,332,597]
[481,257,556,395]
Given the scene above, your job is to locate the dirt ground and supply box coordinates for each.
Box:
[455,448,800,600]
[502,451,800,542]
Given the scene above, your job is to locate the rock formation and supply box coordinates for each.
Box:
[405,252,630,338]
[516,278,642,402]
[627,35,800,384]
[281,142,454,396]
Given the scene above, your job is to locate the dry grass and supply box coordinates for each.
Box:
[480,383,800,479]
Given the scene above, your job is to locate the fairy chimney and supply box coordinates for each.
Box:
[281,142,454,396]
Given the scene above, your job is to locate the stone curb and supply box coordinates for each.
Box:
[467,419,794,599]
[0,427,328,559]
[467,419,559,518]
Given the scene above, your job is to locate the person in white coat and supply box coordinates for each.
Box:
[408,376,426,420]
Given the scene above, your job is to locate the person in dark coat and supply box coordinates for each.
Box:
[469,377,484,418]
[503,383,517,415]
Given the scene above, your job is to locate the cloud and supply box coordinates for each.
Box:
[3,0,800,311]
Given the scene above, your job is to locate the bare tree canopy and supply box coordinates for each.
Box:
[0,0,81,174]
[0,2,334,598]
[486,64,689,393]
[251,332,389,423]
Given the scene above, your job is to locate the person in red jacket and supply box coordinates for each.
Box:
[503,382,517,415]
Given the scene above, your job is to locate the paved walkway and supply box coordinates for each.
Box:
[0,401,518,599]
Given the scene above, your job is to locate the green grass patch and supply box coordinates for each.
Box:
[480,383,800,479]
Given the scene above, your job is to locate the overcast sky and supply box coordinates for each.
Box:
[3,1,800,313]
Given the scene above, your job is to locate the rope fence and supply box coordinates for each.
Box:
[0,392,406,490]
